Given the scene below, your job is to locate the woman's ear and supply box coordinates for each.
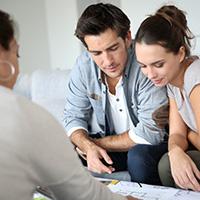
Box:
[125,30,132,48]
[0,45,2,58]
[179,46,185,63]
[0,45,5,59]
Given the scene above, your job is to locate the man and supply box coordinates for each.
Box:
[63,3,169,185]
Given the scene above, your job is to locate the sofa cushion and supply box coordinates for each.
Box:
[14,73,32,99]
[31,69,70,100]
[31,69,71,122]
[35,99,66,122]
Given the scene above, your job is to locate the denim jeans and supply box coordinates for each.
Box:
[127,142,168,185]
[78,133,168,185]
[79,133,128,171]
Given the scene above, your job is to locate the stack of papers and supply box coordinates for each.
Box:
[97,178,200,200]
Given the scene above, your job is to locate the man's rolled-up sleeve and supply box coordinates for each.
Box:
[132,73,169,145]
[62,61,92,135]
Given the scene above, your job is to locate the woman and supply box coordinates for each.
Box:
[0,10,138,200]
[134,5,200,192]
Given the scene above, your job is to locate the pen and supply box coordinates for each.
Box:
[36,186,53,199]
[137,182,142,187]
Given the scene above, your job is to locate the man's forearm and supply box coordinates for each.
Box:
[92,131,136,152]
[70,129,96,153]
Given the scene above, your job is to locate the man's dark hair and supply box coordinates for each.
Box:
[75,3,130,48]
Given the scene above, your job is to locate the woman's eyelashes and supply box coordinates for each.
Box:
[155,63,164,68]
[138,63,164,69]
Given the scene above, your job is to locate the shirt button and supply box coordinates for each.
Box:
[119,109,123,112]
[116,98,120,102]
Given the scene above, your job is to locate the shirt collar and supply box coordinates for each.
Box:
[124,40,135,78]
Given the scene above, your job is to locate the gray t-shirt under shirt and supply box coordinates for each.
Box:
[167,59,200,132]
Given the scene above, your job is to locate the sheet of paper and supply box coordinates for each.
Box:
[96,178,200,200]
[33,192,51,200]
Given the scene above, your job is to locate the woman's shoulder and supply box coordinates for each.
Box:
[0,85,36,109]
[184,59,200,94]
[185,58,200,75]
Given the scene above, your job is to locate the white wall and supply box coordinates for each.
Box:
[0,0,200,74]
[121,0,200,56]
[44,0,81,70]
[0,0,51,74]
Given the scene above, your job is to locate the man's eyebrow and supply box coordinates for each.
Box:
[88,42,119,53]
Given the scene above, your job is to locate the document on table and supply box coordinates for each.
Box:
[33,186,53,200]
[96,178,200,200]
[33,192,51,200]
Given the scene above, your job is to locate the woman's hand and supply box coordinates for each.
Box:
[169,147,200,192]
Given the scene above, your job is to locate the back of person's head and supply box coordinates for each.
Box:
[0,10,19,88]
[135,5,194,58]
[0,10,14,51]
[75,3,130,48]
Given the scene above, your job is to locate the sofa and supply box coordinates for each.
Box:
[14,68,131,182]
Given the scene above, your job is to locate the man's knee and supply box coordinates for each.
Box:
[127,144,155,182]
[127,144,151,166]
[127,143,167,167]
[127,143,167,184]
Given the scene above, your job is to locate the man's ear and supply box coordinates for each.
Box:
[125,30,132,48]
[179,46,185,63]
